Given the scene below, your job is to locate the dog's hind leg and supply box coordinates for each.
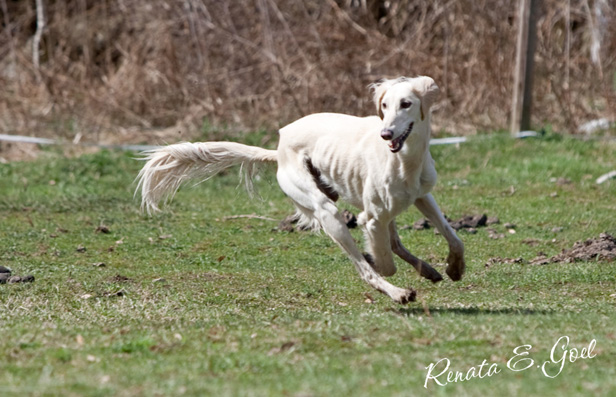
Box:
[389,221,444,283]
[363,218,397,277]
[414,193,465,281]
[277,168,415,304]
[315,202,415,304]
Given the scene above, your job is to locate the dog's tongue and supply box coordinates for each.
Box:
[389,138,402,152]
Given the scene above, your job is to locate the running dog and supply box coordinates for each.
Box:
[136,76,465,304]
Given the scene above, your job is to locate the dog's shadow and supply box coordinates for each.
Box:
[394,306,555,317]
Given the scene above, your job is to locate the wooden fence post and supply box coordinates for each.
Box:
[511,0,540,134]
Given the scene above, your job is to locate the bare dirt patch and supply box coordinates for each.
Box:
[486,233,616,267]
[530,233,616,265]
[0,266,35,284]
[485,257,524,268]
[0,142,42,163]
[108,274,133,283]
[409,213,504,235]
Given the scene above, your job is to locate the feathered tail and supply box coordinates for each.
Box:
[136,141,277,214]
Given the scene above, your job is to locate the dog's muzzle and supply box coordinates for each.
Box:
[381,122,414,153]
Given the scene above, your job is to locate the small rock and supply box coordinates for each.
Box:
[76,245,87,253]
[465,228,478,234]
[268,341,296,356]
[487,228,505,240]
[95,225,110,234]
[504,223,516,229]
[413,218,431,230]
[152,277,166,283]
[363,292,375,304]
[7,276,21,283]
[503,186,516,196]
[92,262,106,267]
[551,177,572,185]
[0,266,11,274]
[551,227,564,233]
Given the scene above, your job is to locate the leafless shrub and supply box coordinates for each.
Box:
[0,0,614,144]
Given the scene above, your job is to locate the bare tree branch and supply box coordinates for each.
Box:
[33,0,45,83]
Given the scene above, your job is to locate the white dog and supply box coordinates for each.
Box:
[137,76,465,304]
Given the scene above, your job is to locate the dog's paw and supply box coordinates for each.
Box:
[446,252,466,281]
[394,288,417,305]
[417,262,444,283]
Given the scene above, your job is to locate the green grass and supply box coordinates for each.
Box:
[0,133,615,396]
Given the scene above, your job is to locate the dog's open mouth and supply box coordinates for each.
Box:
[388,122,414,153]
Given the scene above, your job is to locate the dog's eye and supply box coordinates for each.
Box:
[400,100,412,109]
[382,103,387,109]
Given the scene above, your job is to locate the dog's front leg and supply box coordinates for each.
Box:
[389,221,444,283]
[414,194,465,281]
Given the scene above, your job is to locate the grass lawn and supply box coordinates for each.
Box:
[0,132,615,396]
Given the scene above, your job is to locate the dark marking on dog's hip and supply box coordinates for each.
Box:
[304,157,339,202]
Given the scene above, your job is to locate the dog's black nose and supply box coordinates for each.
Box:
[381,129,394,140]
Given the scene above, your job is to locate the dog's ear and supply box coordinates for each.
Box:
[414,76,440,121]
[370,79,392,120]
[377,91,386,119]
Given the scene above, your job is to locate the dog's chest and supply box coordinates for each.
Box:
[350,170,419,220]
[384,176,420,214]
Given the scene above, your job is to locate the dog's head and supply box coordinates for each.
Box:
[370,76,439,153]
